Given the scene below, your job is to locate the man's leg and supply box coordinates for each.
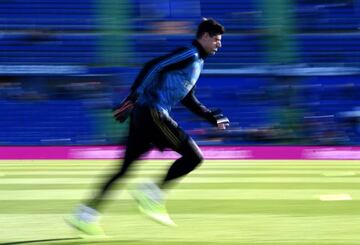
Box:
[131,109,203,226]
[131,138,202,227]
[87,105,152,210]
[87,139,151,210]
[148,108,203,188]
[66,108,151,235]
[66,142,150,236]
[161,137,203,188]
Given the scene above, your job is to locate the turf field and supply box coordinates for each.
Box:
[0,159,360,245]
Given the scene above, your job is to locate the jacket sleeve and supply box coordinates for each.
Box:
[181,87,218,126]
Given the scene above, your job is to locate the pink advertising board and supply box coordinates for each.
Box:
[0,146,359,160]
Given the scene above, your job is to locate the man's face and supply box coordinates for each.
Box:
[201,33,222,55]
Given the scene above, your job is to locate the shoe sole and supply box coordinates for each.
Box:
[64,216,107,237]
[130,189,176,227]
[138,205,177,227]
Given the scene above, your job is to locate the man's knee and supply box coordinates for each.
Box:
[183,147,203,173]
[191,151,203,165]
[183,138,203,166]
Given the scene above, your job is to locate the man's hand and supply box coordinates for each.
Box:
[216,116,230,129]
[208,109,230,129]
[113,94,137,123]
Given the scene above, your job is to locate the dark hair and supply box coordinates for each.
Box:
[196,18,225,39]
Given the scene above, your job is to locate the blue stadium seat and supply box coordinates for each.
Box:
[0,33,100,64]
[0,100,94,145]
[0,0,98,31]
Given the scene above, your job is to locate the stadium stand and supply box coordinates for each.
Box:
[0,0,359,145]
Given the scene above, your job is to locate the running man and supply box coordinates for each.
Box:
[67,18,229,236]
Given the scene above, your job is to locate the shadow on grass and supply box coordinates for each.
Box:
[3,240,360,245]
[0,237,143,245]
[0,237,81,245]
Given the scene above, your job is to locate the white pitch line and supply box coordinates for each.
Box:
[0,189,359,200]
[1,169,356,175]
[1,177,360,184]
[322,172,357,177]
[319,194,352,201]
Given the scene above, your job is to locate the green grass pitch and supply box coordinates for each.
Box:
[0,159,360,245]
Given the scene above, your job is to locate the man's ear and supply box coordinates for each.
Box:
[198,32,210,43]
[203,32,210,40]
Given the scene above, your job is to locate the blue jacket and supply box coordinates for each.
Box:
[132,40,213,120]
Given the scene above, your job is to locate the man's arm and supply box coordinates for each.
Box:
[181,87,230,129]
[132,47,194,95]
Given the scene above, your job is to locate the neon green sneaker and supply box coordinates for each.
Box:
[65,205,106,237]
[132,182,176,227]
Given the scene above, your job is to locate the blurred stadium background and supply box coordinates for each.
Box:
[1,1,360,244]
[0,0,359,146]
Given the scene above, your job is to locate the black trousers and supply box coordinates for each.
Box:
[89,104,203,208]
